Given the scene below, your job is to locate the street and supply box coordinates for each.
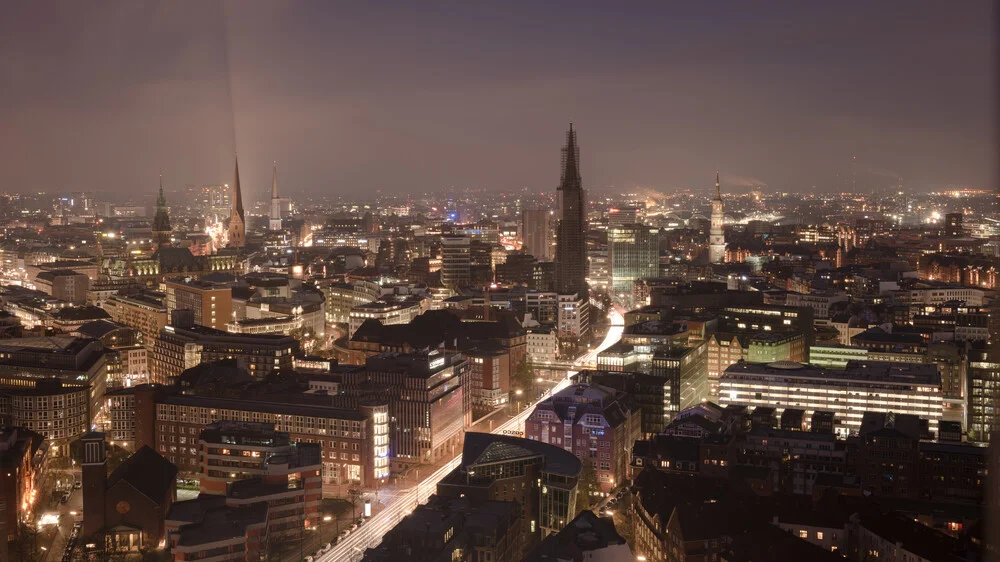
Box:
[316,308,624,562]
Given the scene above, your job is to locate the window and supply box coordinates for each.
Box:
[799,530,808,539]
[817,532,824,540]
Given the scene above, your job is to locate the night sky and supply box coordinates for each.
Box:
[1,1,995,201]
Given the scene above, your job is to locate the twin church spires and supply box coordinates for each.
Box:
[152,155,282,251]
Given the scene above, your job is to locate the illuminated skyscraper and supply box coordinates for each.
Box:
[555,124,588,297]
[709,172,725,263]
[228,156,246,248]
[269,161,282,231]
[521,209,552,260]
[609,224,658,300]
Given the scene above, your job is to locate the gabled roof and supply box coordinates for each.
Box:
[107,446,177,504]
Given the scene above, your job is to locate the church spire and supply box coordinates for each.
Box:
[269,161,282,231]
[152,170,172,248]
[228,155,246,247]
[715,171,721,200]
[560,123,581,190]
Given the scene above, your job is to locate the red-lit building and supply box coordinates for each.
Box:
[524,383,641,493]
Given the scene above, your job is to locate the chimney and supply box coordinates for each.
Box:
[81,432,108,538]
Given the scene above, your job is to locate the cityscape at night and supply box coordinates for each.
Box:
[0,2,997,562]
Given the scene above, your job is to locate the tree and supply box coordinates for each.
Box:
[512,359,534,393]
[574,459,599,514]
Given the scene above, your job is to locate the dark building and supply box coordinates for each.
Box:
[524,510,628,561]
[82,433,177,552]
[554,126,588,303]
[0,427,45,542]
[436,433,582,548]
[361,496,523,562]
[945,212,964,237]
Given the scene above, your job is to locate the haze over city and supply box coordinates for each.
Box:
[1,1,995,198]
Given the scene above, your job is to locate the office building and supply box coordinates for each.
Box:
[718,360,942,436]
[967,343,1000,443]
[441,234,471,289]
[707,332,749,398]
[348,351,468,466]
[105,291,169,351]
[651,343,709,421]
[746,331,808,364]
[132,382,384,488]
[608,224,658,301]
[150,314,298,383]
[521,209,553,262]
[164,278,233,331]
[437,433,581,545]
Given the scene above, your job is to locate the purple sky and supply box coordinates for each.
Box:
[1,1,995,201]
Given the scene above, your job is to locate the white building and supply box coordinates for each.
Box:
[785,291,848,319]
[557,293,589,339]
[526,328,558,364]
[348,295,429,336]
[718,360,942,437]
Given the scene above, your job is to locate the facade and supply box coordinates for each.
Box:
[524,383,641,493]
[164,278,233,332]
[33,269,89,304]
[0,427,44,541]
[150,321,298,384]
[521,209,553,261]
[228,157,246,248]
[966,343,999,443]
[105,291,168,351]
[348,295,428,337]
[746,331,807,364]
[0,336,111,453]
[706,332,749,399]
[556,293,589,339]
[709,173,725,264]
[351,351,467,466]
[651,344,709,421]
[526,328,558,364]
[322,280,380,325]
[441,234,471,289]
[554,125,589,300]
[133,385,382,488]
[466,344,510,411]
[719,360,943,436]
[608,224,659,301]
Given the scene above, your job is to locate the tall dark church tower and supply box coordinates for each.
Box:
[228,156,246,248]
[555,124,588,297]
[151,172,172,248]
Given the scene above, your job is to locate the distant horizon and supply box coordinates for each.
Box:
[2,2,994,199]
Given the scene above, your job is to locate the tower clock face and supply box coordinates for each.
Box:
[116,501,131,514]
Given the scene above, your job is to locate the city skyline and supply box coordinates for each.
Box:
[1,1,995,198]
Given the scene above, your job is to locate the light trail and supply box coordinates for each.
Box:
[319,308,624,562]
